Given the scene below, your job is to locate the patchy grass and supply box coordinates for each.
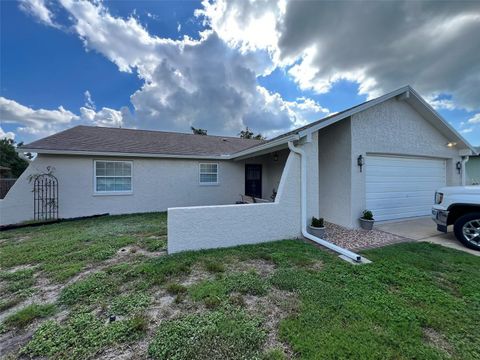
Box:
[20,310,147,359]
[59,271,119,306]
[3,304,56,329]
[109,293,151,316]
[203,260,225,273]
[1,213,479,360]
[1,269,36,299]
[148,307,266,360]
[0,212,167,282]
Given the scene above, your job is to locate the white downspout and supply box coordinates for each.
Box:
[288,141,363,263]
[461,156,469,186]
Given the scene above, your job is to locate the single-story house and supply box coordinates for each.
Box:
[1,86,476,255]
[466,147,480,185]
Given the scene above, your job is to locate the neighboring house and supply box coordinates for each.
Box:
[1,86,476,254]
[466,147,480,185]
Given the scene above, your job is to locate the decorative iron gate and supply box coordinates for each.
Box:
[33,173,59,221]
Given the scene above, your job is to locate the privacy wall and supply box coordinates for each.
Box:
[167,151,302,253]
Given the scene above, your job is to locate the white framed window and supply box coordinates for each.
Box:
[94,160,133,194]
[199,163,218,185]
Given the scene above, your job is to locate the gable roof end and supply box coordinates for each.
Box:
[256,85,475,154]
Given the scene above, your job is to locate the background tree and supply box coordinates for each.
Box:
[238,127,265,140]
[191,126,208,135]
[0,138,30,177]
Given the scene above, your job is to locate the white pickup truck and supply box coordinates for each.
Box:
[432,186,480,251]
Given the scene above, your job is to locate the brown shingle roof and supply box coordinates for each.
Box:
[21,126,264,157]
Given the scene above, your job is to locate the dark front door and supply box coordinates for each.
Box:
[245,164,262,198]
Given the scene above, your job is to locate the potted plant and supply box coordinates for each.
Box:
[308,217,326,238]
[359,210,375,230]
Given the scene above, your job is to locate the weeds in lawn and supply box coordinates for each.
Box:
[0,269,36,297]
[109,293,151,316]
[0,298,22,312]
[59,272,118,306]
[21,310,147,359]
[262,348,288,360]
[3,304,56,329]
[203,260,225,273]
[0,212,167,283]
[1,214,479,360]
[190,270,269,307]
[148,307,266,360]
[166,283,187,295]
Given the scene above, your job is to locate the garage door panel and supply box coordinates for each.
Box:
[366,182,444,193]
[366,167,445,177]
[367,196,435,209]
[373,208,433,220]
[366,156,446,221]
[366,190,435,200]
[368,157,445,167]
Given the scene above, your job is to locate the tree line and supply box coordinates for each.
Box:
[191,126,265,140]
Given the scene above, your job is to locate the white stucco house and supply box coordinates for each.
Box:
[0,86,476,256]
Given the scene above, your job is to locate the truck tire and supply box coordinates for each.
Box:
[454,213,480,251]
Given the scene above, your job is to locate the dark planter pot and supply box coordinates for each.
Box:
[359,218,375,230]
[308,225,326,238]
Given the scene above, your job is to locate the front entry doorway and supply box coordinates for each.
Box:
[245,164,262,198]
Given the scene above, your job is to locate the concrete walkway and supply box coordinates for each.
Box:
[376,217,480,256]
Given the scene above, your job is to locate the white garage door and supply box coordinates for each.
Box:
[366,156,446,221]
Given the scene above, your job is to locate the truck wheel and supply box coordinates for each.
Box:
[454,213,480,251]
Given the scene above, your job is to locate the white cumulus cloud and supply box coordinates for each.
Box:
[0,127,16,140]
[199,0,480,111]
[16,0,330,139]
[0,97,128,141]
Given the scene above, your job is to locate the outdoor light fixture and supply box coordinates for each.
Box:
[456,161,462,174]
[357,155,365,172]
[447,142,457,148]
[273,152,279,162]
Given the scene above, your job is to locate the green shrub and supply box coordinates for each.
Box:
[4,304,56,329]
[148,309,265,359]
[362,210,374,220]
[310,217,324,228]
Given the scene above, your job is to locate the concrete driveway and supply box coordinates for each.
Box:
[376,217,480,256]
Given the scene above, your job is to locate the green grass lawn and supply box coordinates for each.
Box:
[0,213,479,359]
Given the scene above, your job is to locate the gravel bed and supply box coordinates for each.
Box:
[323,221,411,250]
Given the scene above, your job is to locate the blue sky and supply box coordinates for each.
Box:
[1,0,479,145]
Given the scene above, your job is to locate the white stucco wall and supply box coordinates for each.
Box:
[168,151,302,253]
[317,119,352,227]
[0,154,246,225]
[349,98,465,228]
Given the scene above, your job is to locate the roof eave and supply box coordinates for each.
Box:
[231,134,300,160]
[16,148,232,160]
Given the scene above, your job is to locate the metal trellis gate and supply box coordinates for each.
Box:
[33,174,59,221]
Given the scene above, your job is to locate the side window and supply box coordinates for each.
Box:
[94,160,132,193]
[199,163,218,185]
